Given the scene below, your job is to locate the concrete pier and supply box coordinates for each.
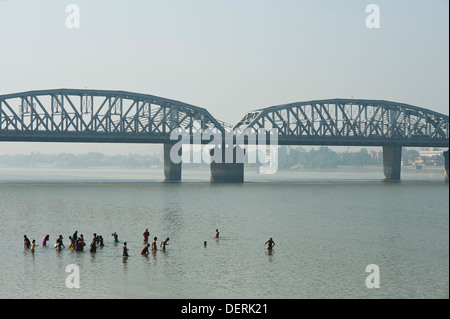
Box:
[444,150,449,183]
[210,162,244,183]
[210,145,244,183]
[383,146,402,181]
[164,143,182,182]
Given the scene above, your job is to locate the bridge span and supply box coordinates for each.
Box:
[0,89,448,182]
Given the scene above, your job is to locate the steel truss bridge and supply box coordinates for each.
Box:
[0,89,448,147]
[0,89,226,144]
[234,99,449,147]
[0,89,448,181]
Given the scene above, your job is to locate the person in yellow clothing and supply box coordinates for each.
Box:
[151,237,158,251]
[30,239,38,253]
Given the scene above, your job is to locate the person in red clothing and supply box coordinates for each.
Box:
[143,229,150,242]
[24,235,31,249]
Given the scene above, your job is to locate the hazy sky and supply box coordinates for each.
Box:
[0,0,448,154]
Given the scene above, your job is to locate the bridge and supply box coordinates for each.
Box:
[1,89,448,182]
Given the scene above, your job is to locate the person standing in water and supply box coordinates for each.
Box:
[24,235,31,249]
[57,235,65,249]
[80,234,86,249]
[42,235,50,247]
[75,238,84,252]
[111,232,119,243]
[151,237,158,251]
[123,242,129,256]
[90,239,97,253]
[99,236,105,247]
[30,240,38,253]
[55,235,65,250]
[215,229,219,239]
[68,236,75,250]
[265,238,275,250]
[143,229,150,242]
[160,238,169,250]
[141,244,150,255]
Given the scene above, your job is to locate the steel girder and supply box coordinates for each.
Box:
[0,89,225,143]
[1,91,448,148]
[233,99,449,147]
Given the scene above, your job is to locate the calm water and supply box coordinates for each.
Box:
[0,167,448,299]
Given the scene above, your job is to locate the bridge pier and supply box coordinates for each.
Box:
[163,143,182,182]
[210,145,244,183]
[383,146,402,181]
[444,150,449,183]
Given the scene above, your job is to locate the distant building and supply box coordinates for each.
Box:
[417,148,445,166]
[369,151,382,164]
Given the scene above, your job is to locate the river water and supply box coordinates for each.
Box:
[0,166,448,299]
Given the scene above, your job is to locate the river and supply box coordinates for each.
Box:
[0,166,448,299]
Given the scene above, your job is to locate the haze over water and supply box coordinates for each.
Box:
[0,167,448,299]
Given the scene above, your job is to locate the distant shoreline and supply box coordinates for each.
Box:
[0,164,444,173]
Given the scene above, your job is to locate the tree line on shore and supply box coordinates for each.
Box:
[0,147,435,170]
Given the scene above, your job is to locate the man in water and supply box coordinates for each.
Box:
[141,243,150,255]
[215,229,219,238]
[265,238,275,250]
[123,242,129,256]
[56,235,65,250]
[160,238,169,250]
[151,237,158,251]
[111,232,119,243]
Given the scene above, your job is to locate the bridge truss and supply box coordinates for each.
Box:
[0,89,225,143]
[233,99,449,147]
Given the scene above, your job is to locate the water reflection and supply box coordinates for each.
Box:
[265,249,275,262]
[162,198,182,236]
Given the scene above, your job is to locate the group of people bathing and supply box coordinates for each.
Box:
[24,228,274,255]
[129,228,169,257]
[25,232,109,252]
[24,229,169,256]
